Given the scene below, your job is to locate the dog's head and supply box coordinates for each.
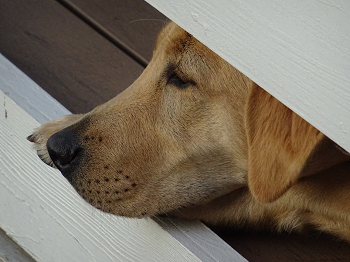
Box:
[29,22,332,218]
[30,22,251,217]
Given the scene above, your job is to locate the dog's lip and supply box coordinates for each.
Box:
[57,164,78,183]
[27,134,36,142]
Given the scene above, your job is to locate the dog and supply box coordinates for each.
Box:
[28,22,350,242]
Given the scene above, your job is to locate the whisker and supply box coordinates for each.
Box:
[127,19,167,25]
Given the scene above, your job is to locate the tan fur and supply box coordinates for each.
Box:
[28,22,350,241]
[246,84,325,203]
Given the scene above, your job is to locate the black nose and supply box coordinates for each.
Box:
[47,130,81,170]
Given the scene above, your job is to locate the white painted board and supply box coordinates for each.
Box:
[0,55,70,124]
[0,53,247,261]
[145,0,350,152]
[0,227,35,262]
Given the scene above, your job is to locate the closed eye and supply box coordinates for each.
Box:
[167,68,194,89]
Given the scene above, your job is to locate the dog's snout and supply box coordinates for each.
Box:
[47,131,81,170]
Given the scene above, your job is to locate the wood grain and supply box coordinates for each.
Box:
[69,0,167,62]
[0,227,35,262]
[0,0,144,114]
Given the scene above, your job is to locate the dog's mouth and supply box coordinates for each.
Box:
[28,131,158,217]
[39,151,56,168]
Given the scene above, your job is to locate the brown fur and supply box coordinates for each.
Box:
[28,22,350,241]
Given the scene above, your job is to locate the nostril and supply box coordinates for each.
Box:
[47,131,81,169]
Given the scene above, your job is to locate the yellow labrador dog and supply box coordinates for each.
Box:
[28,22,350,241]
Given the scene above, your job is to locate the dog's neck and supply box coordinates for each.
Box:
[301,137,350,177]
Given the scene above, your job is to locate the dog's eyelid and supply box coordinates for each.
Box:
[168,72,192,89]
[166,66,195,89]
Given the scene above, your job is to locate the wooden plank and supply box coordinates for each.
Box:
[68,0,167,62]
[0,0,144,114]
[0,228,35,262]
[145,0,350,152]
[159,218,247,262]
[0,92,202,262]
[0,53,247,262]
[0,54,69,125]
[221,231,350,262]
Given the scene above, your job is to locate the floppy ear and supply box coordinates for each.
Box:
[245,83,324,203]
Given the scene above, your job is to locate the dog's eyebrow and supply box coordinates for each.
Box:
[165,60,186,78]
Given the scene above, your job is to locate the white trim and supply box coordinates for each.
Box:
[159,218,246,262]
[0,54,246,261]
[145,0,350,152]
[0,54,69,124]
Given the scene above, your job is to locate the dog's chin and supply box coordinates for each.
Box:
[158,207,196,221]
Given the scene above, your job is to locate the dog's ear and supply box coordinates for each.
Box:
[245,83,324,203]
